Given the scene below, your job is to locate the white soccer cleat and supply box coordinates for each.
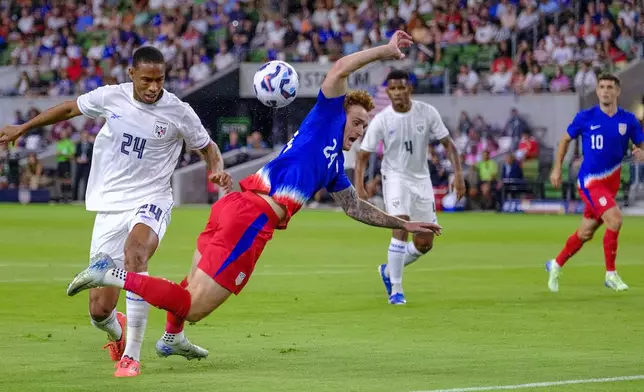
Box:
[605,273,629,292]
[545,259,561,293]
[66,253,116,296]
[155,336,209,361]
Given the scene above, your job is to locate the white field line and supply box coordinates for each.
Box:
[1,261,644,283]
[413,375,644,392]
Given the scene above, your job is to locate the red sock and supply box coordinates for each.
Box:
[555,231,584,267]
[124,273,191,320]
[603,229,619,272]
[165,277,189,333]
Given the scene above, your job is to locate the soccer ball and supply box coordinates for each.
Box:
[253,61,299,108]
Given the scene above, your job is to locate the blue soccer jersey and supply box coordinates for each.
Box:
[567,106,644,189]
[241,90,352,229]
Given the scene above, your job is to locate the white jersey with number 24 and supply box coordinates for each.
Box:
[77,83,211,212]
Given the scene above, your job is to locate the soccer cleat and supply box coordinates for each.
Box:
[155,336,209,361]
[388,293,406,305]
[114,356,141,377]
[605,273,629,292]
[545,259,561,293]
[102,312,127,361]
[378,264,392,296]
[66,253,115,296]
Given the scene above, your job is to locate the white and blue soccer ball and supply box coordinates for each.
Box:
[253,61,299,108]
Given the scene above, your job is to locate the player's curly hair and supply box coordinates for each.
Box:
[344,90,375,113]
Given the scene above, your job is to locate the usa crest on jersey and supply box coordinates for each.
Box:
[618,123,627,135]
[416,123,425,134]
[154,119,169,139]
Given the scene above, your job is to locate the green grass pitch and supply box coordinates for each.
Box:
[1,204,644,392]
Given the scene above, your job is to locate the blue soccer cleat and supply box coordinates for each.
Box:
[66,253,115,296]
[388,293,406,305]
[378,264,392,296]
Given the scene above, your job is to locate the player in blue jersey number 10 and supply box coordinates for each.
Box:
[546,74,644,293]
[65,31,443,364]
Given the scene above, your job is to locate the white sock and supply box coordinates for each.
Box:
[388,238,406,295]
[103,268,127,287]
[403,241,424,267]
[123,272,150,361]
[162,331,184,345]
[606,271,616,277]
[90,309,122,341]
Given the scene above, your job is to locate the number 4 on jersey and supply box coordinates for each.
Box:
[404,140,413,154]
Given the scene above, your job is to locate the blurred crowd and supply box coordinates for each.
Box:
[3,0,643,96]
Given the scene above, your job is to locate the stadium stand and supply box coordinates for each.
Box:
[1,0,643,207]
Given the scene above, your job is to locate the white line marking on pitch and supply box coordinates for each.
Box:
[414,375,644,392]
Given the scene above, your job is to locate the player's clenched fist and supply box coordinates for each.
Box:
[209,172,233,193]
[403,221,442,236]
[634,146,644,162]
[0,125,24,144]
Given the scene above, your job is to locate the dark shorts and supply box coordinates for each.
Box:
[57,161,72,179]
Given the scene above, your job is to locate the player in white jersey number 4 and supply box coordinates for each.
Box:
[355,70,465,305]
[0,47,232,377]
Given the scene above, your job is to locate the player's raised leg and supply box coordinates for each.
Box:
[600,206,628,291]
[156,249,208,360]
[546,217,599,292]
[402,186,438,270]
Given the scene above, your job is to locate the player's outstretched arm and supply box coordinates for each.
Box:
[354,150,371,199]
[550,133,572,188]
[321,30,412,98]
[0,100,82,143]
[331,186,441,235]
[440,137,465,199]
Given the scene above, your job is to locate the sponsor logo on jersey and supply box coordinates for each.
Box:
[618,123,627,135]
[416,123,425,134]
[590,125,601,130]
[153,119,170,139]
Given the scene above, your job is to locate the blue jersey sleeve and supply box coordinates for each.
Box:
[567,112,584,139]
[326,171,351,193]
[630,115,644,145]
[316,89,345,113]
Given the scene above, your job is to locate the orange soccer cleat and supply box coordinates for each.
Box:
[102,312,126,361]
[114,356,141,377]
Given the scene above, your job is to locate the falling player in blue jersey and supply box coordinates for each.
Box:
[65,31,442,361]
[547,74,644,292]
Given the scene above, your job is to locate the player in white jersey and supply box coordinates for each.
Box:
[0,47,231,377]
[355,70,465,305]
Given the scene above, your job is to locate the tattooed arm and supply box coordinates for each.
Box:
[331,186,442,234]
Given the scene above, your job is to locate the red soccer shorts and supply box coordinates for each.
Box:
[578,183,618,221]
[196,191,280,294]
